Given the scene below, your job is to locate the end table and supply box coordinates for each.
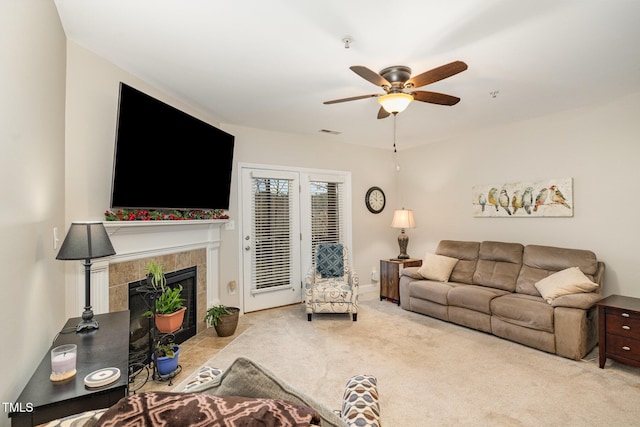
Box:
[380,258,422,305]
[596,294,640,369]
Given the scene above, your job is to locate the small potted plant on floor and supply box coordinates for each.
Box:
[151,342,180,376]
[143,260,186,333]
[205,304,240,337]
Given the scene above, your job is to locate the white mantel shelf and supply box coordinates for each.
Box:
[69,220,228,318]
[103,219,228,261]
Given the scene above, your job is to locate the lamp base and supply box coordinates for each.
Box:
[76,319,99,332]
[76,307,99,332]
[397,229,410,260]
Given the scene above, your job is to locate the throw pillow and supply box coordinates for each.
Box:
[193,357,346,427]
[95,391,320,427]
[316,244,344,278]
[341,375,381,427]
[417,252,458,282]
[534,266,599,304]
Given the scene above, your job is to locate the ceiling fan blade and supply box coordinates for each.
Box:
[323,93,381,105]
[407,61,468,88]
[350,65,391,87]
[377,107,390,119]
[412,90,461,106]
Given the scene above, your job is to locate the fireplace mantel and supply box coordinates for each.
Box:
[67,220,228,318]
[103,220,228,261]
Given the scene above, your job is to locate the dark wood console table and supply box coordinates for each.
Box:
[9,311,129,426]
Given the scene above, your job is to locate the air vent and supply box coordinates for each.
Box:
[319,129,342,135]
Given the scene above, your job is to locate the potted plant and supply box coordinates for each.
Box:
[142,261,186,333]
[145,260,167,290]
[205,304,240,337]
[151,342,180,376]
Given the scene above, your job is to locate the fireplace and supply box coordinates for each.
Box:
[129,266,198,363]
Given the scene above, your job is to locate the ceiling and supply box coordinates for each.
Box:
[54,0,640,151]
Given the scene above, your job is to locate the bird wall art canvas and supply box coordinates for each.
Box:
[472,178,573,217]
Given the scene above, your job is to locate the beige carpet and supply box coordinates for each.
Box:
[175,294,640,426]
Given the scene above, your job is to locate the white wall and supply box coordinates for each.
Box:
[399,93,640,297]
[0,1,66,423]
[64,43,399,312]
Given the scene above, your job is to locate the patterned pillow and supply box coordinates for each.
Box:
[95,391,320,427]
[341,375,380,427]
[180,365,224,392]
[316,244,344,278]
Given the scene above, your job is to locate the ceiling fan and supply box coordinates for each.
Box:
[324,60,468,119]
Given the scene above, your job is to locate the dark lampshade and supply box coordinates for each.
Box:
[56,222,116,332]
[56,222,116,261]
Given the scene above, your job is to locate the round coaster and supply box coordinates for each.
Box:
[50,369,76,382]
[84,367,121,388]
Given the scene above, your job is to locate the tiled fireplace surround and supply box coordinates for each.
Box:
[109,248,207,332]
[71,220,227,335]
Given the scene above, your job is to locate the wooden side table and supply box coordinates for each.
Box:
[9,311,130,426]
[596,294,640,369]
[380,258,422,305]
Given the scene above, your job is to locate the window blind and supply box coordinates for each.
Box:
[309,179,345,262]
[251,177,293,292]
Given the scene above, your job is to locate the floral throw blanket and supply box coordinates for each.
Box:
[95,392,321,427]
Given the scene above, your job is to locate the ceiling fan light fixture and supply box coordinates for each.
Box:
[378,93,413,114]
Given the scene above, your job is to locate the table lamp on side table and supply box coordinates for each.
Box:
[391,208,415,259]
[56,222,116,332]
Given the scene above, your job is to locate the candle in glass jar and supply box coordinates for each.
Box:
[51,344,77,374]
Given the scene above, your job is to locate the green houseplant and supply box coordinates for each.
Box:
[152,342,180,376]
[205,304,240,337]
[142,261,186,333]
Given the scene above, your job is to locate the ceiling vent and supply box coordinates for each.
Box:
[319,129,342,135]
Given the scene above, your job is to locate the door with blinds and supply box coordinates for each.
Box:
[241,168,301,313]
[300,174,348,276]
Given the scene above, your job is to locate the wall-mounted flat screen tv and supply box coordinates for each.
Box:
[110,82,234,210]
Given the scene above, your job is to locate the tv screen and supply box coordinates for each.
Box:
[110,83,234,210]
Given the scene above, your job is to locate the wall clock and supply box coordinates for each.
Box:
[365,186,386,214]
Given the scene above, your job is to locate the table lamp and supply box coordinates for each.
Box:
[56,222,116,332]
[391,209,415,259]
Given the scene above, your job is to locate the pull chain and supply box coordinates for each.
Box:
[393,112,397,153]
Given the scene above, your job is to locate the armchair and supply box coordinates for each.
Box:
[304,243,359,321]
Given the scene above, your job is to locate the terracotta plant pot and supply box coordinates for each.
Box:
[214,307,240,337]
[155,307,186,333]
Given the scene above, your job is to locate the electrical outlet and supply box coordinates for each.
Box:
[371,269,379,282]
[224,220,235,230]
[228,280,237,294]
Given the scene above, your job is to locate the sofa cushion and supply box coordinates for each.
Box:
[516,245,599,296]
[95,392,321,427]
[448,285,509,314]
[436,240,480,284]
[534,267,599,304]
[473,241,524,291]
[409,280,455,305]
[491,293,554,333]
[417,252,458,282]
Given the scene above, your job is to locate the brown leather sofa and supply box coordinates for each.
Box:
[399,240,605,360]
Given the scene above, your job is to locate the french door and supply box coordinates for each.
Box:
[241,168,301,312]
[240,165,351,313]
